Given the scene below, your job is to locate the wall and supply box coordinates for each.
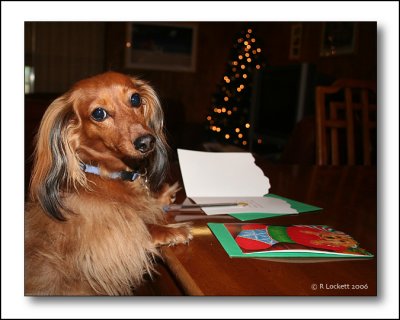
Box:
[251,22,376,81]
[104,22,247,125]
[25,21,377,126]
[104,21,377,126]
[25,22,106,93]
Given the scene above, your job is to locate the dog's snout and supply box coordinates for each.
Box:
[134,134,156,153]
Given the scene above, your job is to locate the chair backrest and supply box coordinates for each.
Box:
[315,79,377,165]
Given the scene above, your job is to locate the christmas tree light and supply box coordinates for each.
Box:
[205,27,265,148]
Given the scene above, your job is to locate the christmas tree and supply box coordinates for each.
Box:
[205,27,265,149]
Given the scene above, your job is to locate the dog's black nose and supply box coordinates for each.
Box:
[134,134,156,153]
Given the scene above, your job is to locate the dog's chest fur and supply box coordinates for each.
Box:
[25,177,164,295]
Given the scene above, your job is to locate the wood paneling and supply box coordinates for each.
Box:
[25,22,105,93]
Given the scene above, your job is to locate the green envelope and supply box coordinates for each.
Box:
[228,193,322,221]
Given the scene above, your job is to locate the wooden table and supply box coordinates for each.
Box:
[139,161,377,296]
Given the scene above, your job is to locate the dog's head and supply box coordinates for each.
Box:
[30,72,169,220]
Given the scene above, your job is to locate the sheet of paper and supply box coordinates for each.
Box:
[190,196,298,216]
[177,149,270,197]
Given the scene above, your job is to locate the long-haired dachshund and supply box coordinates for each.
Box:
[25,71,192,295]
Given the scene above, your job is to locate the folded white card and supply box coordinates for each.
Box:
[177,149,298,216]
[177,149,270,197]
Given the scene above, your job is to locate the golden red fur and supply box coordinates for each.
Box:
[25,72,192,295]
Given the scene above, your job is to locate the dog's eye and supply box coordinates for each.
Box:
[91,108,108,121]
[130,93,142,108]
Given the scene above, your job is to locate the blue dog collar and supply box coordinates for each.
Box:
[82,163,140,182]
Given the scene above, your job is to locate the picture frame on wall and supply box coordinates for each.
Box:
[125,22,198,72]
[320,22,359,57]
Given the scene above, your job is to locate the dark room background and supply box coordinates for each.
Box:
[24,21,377,182]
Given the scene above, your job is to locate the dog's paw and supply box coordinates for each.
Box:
[148,223,193,247]
[156,182,181,206]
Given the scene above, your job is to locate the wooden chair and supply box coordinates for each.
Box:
[315,79,377,165]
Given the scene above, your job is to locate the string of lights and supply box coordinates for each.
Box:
[206,27,265,148]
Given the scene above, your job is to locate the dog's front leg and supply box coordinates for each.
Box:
[156,182,181,206]
[148,223,192,247]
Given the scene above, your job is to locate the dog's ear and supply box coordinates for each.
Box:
[29,92,86,221]
[132,78,169,191]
